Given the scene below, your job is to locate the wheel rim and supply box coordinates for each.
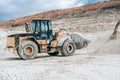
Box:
[66,44,73,53]
[24,46,33,55]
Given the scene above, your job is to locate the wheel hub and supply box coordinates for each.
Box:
[67,44,73,53]
[24,46,33,55]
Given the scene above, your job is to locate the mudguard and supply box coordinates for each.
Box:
[57,37,70,47]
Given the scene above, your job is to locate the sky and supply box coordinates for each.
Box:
[0,0,108,22]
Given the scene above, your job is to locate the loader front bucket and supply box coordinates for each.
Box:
[70,34,88,49]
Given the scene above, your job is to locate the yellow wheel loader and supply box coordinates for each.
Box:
[7,19,88,60]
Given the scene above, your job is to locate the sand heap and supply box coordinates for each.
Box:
[80,31,120,55]
[97,32,120,55]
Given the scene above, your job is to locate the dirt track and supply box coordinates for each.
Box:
[0,53,120,80]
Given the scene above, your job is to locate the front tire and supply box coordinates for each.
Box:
[18,41,38,60]
[61,40,76,56]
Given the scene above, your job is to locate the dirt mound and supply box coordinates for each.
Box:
[80,31,120,55]
[97,39,120,55]
[96,32,120,55]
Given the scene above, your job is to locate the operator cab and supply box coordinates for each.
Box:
[26,20,53,40]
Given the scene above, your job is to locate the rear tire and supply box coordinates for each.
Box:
[61,40,76,56]
[18,41,38,60]
[48,52,59,56]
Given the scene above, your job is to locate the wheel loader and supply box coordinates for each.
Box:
[7,19,88,60]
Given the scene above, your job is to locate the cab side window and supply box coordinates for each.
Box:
[48,21,52,30]
[32,22,36,32]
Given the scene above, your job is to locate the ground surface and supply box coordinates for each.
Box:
[0,52,120,80]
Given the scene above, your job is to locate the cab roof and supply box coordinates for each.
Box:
[32,19,51,22]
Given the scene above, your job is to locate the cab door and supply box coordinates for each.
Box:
[40,20,49,40]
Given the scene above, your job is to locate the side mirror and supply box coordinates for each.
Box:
[25,22,30,32]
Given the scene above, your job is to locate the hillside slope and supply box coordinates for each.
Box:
[0,1,120,28]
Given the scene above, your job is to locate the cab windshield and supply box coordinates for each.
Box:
[32,20,50,33]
